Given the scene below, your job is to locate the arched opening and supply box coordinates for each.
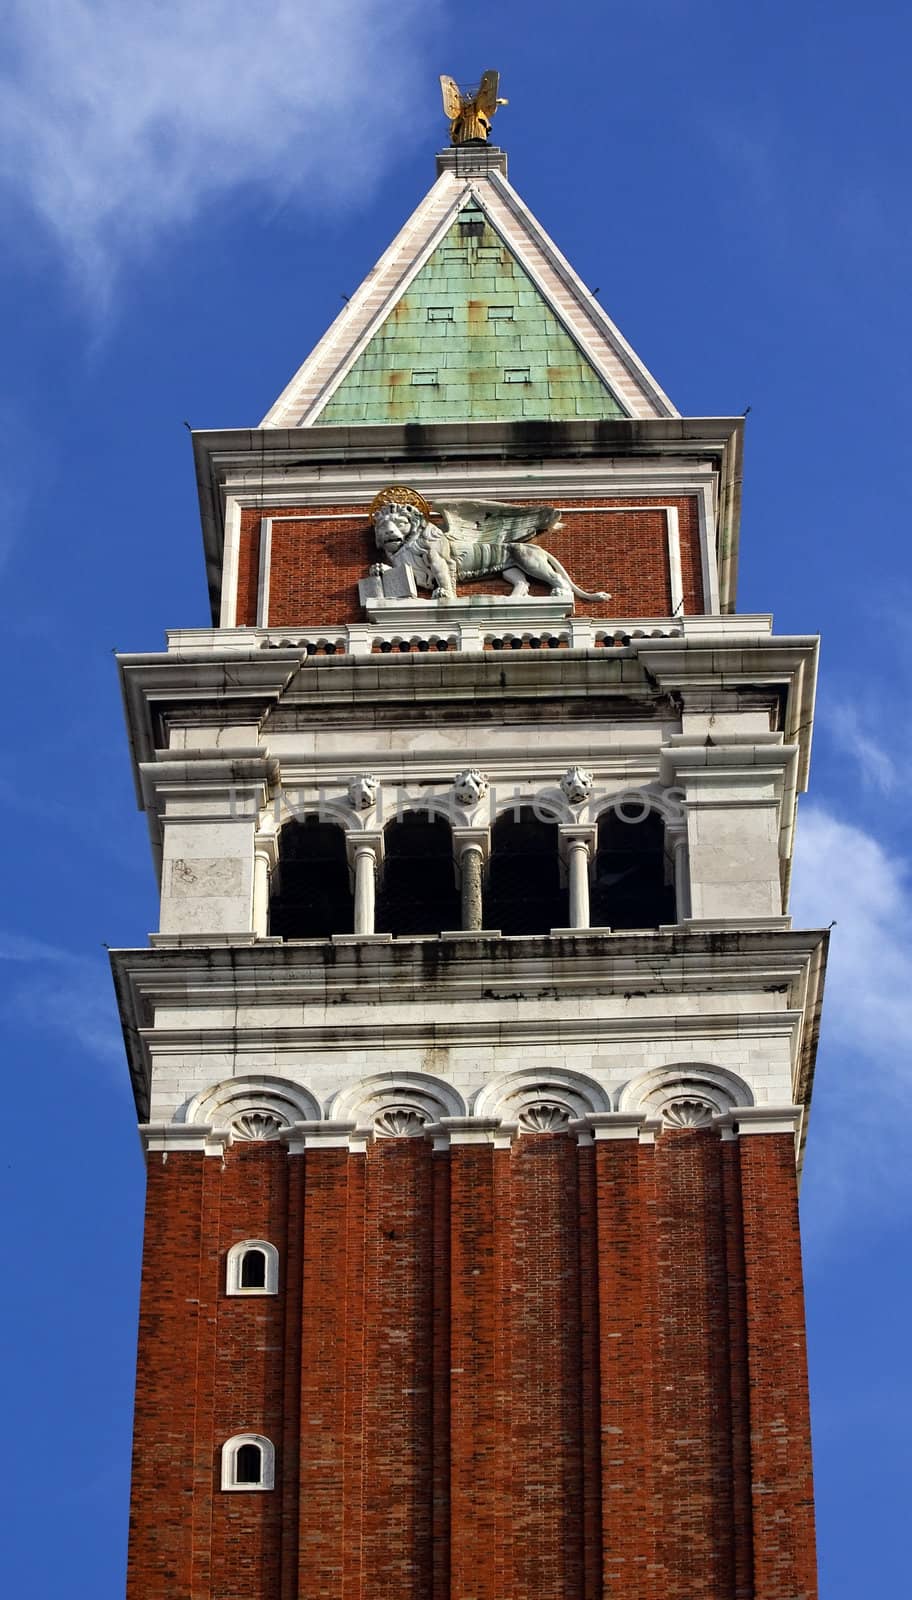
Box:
[591,806,675,929]
[376,812,459,935]
[226,1239,279,1296]
[221,1433,276,1490]
[486,808,566,935]
[239,1249,267,1290]
[268,817,353,938]
[235,1444,263,1484]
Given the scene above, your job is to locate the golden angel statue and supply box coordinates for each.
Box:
[440,70,508,145]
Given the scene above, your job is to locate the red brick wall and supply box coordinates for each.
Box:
[235,497,705,628]
[127,1128,816,1600]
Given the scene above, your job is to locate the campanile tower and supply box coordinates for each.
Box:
[113,107,826,1600]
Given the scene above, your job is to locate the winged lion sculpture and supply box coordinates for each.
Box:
[368,487,610,604]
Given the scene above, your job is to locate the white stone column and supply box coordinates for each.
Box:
[346,832,383,936]
[666,824,691,921]
[353,845,377,934]
[460,844,484,931]
[558,826,597,930]
[452,830,490,933]
[567,839,590,928]
[252,822,278,937]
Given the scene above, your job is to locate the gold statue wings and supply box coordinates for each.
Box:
[439,70,507,145]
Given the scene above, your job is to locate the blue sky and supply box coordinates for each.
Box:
[1,1,910,1592]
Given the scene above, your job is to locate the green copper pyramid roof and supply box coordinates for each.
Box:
[313,204,628,427]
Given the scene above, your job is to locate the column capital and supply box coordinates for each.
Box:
[344,829,384,867]
[558,823,597,863]
[576,1112,658,1143]
[452,827,491,865]
[140,750,280,818]
[139,1122,230,1158]
[427,1116,510,1150]
[282,1120,358,1154]
[720,1105,804,1140]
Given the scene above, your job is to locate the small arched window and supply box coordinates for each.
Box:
[221,1433,275,1491]
[269,816,353,938]
[377,812,460,935]
[486,808,566,934]
[226,1239,279,1297]
[591,806,675,929]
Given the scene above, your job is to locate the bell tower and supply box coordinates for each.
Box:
[113,104,825,1600]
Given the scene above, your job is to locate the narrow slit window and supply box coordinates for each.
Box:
[487,305,514,321]
[427,306,454,322]
[504,368,531,384]
[411,370,439,386]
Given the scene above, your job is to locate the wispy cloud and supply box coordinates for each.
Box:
[0,0,436,299]
[0,928,122,1064]
[821,702,899,795]
[791,805,912,1233]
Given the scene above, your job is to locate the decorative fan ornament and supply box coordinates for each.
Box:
[373,1107,430,1138]
[229,1110,288,1142]
[662,1098,715,1129]
[518,1102,572,1133]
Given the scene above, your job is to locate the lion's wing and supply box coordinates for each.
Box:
[437,499,561,546]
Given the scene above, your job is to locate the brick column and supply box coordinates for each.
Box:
[296,1133,359,1598]
[209,1143,288,1600]
[508,1131,585,1600]
[591,1116,657,1600]
[361,1138,435,1600]
[737,1114,817,1600]
[126,1151,209,1600]
[652,1128,736,1600]
[445,1124,502,1600]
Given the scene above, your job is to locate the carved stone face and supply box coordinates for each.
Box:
[348,774,379,811]
[453,768,488,807]
[560,766,594,805]
[372,503,424,558]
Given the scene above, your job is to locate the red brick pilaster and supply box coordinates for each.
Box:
[653,1129,735,1600]
[298,1147,355,1597]
[739,1133,818,1600]
[361,1139,435,1600]
[209,1143,288,1600]
[127,1152,207,1600]
[508,1132,585,1600]
[594,1132,657,1600]
[448,1139,499,1600]
[576,1141,603,1600]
